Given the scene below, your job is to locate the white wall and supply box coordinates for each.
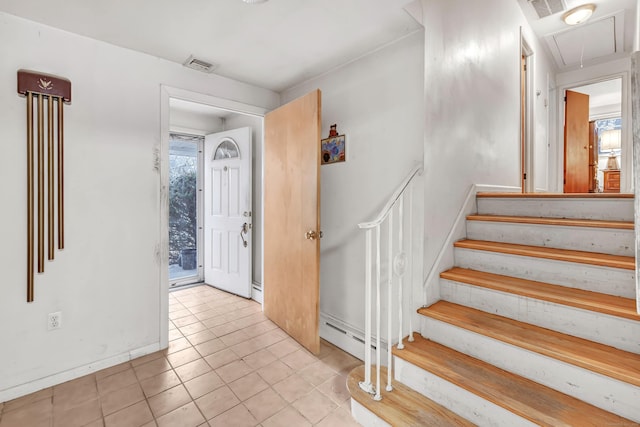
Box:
[170,109,224,134]
[0,11,278,401]
[420,0,555,301]
[281,31,425,335]
[223,114,264,286]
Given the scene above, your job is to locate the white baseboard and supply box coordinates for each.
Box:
[0,342,160,403]
[319,312,389,367]
[251,281,263,304]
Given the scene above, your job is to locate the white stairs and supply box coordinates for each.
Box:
[349,193,640,426]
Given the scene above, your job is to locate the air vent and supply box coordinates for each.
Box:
[528,0,567,18]
[183,55,218,73]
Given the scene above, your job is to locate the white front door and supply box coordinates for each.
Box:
[204,127,252,298]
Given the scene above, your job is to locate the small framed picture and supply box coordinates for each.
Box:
[321,129,346,165]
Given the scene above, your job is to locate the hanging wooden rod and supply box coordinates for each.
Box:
[18,69,71,302]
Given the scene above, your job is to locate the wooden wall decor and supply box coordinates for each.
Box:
[17,70,71,302]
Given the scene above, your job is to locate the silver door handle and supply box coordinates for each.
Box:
[240,223,249,248]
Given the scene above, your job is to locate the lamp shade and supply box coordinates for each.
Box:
[600,129,621,152]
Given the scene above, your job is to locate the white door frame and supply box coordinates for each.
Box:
[521,30,535,193]
[160,85,267,349]
[555,72,630,193]
[168,132,205,289]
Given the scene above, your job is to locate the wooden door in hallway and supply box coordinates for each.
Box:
[564,90,590,193]
[263,89,322,354]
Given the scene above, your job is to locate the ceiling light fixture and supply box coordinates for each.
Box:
[242,0,269,3]
[562,4,596,25]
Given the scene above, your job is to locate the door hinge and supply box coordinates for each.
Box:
[564,96,567,102]
[523,173,527,180]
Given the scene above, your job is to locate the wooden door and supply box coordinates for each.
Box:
[564,90,590,193]
[588,121,597,192]
[263,90,322,354]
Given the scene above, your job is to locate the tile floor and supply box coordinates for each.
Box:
[0,285,362,427]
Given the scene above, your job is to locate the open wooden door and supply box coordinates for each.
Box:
[263,90,321,354]
[564,90,590,193]
[588,121,597,192]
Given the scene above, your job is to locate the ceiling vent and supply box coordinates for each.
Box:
[528,0,567,19]
[183,55,218,73]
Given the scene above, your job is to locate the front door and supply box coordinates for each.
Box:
[564,90,590,193]
[203,127,252,298]
[263,90,322,354]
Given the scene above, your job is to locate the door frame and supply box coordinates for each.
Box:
[160,85,267,349]
[555,72,630,193]
[168,132,205,289]
[520,30,535,193]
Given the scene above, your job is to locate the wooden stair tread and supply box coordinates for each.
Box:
[394,335,639,427]
[347,365,474,427]
[440,267,640,321]
[476,192,634,199]
[454,239,635,270]
[418,301,640,387]
[467,214,634,230]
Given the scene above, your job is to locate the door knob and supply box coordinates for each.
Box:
[305,230,323,240]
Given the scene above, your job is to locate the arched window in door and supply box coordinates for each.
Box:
[213,138,240,160]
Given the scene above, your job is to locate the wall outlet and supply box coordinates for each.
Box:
[48,311,62,330]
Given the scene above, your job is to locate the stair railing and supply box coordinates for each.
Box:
[357,164,423,400]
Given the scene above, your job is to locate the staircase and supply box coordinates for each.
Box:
[348,192,640,426]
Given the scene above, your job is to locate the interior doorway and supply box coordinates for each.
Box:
[521,31,534,193]
[159,86,268,348]
[562,77,623,193]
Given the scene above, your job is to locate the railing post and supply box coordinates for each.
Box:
[397,194,405,350]
[408,180,415,342]
[386,210,394,392]
[374,224,382,401]
[359,229,374,394]
[357,165,423,400]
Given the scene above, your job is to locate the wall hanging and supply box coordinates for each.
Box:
[321,124,346,165]
[17,70,72,302]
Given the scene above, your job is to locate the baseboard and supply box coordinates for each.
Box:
[319,312,389,366]
[422,184,520,306]
[251,281,263,304]
[0,342,160,403]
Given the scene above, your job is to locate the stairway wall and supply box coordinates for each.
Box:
[420,0,556,297]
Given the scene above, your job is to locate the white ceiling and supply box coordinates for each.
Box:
[517,0,637,71]
[0,0,421,92]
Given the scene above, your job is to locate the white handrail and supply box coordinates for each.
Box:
[358,164,423,401]
[358,164,423,230]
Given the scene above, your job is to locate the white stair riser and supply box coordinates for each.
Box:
[421,317,640,423]
[454,248,636,298]
[394,357,538,427]
[466,221,634,256]
[476,198,634,221]
[440,280,640,354]
[350,399,391,427]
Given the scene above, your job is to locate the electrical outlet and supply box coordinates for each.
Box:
[48,311,62,330]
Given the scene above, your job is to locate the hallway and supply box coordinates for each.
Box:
[0,285,361,426]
